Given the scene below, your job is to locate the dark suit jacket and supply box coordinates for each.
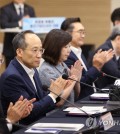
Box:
[0,2,35,57]
[0,96,10,134]
[64,51,101,99]
[0,58,55,125]
[89,40,120,89]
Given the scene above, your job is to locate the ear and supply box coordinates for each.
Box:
[16,48,23,57]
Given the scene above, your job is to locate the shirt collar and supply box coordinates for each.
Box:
[70,46,82,56]
[17,59,35,77]
[14,3,24,9]
[116,56,119,60]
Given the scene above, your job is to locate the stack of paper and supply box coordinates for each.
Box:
[25,123,84,133]
[90,93,109,100]
[64,106,107,116]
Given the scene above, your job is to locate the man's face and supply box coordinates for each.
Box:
[13,0,25,4]
[17,33,43,68]
[70,22,85,48]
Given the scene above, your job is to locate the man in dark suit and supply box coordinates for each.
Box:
[89,25,120,89]
[0,30,69,125]
[0,95,35,133]
[61,18,114,99]
[0,0,35,67]
[0,55,36,133]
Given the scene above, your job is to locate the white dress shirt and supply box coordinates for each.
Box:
[6,118,12,132]
[70,46,88,71]
[14,3,24,27]
[14,3,24,16]
[70,46,96,92]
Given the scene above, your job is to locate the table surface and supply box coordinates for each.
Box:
[0,27,22,33]
[13,95,120,134]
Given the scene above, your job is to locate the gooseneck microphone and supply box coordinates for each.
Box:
[62,74,101,90]
[102,72,119,80]
[42,85,100,132]
[42,85,90,117]
[62,74,120,101]
[62,74,120,133]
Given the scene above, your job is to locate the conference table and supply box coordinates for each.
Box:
[13,94,120,134]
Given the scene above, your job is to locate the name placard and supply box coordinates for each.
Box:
[22,17,65,33]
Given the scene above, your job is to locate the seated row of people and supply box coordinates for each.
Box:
[0,17,120,133]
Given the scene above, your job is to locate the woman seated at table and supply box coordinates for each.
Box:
[39,29,82,106]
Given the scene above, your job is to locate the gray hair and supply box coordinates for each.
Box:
[12,30,34,55]
[110,25,120,40]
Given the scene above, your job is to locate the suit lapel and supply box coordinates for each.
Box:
[11,2,19,17]
[33,71,43,98]
[12,58,41,99]
[81,53,89,69]
[71,51,88,73]
[70,51,79,61]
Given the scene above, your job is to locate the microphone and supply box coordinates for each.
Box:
[62,74,103,92]
[62,74,120,101]
[42,84,115,133]
[62,74,120,133]
[102,72,119,80]
[42,85,102,132]
[42,85,91,117]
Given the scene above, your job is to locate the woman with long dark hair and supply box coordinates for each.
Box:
[39,29,82,106]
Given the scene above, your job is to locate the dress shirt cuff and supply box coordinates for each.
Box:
[18,21,22,28]
[48,94,56,103]
[6,118,12,132]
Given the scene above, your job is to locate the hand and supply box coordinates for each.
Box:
[21,98,36,119]
[64,75,78,88]
[23,15,30,18]
[49,77,68,99]
[19,15,30,27]
[93,49,114,71]
[105,49,114,62]
[70,60,83,80]
[7,96,36,123]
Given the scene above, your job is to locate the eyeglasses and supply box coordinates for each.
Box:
[24,48,45,54]
[72,30,86,36]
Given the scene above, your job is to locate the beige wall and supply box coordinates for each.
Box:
[0,0,110,47]
[36,0,111,47]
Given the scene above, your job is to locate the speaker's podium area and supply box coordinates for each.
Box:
[0,17,66,73]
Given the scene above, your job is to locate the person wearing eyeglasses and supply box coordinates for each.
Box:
[61,17,114,99]
[0,0,36,67]
[0,30,73,125]
[0,54,36,133]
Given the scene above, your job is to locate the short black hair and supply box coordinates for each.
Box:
[43,29,72,65]
[12,30,34,55]
[111,8,120,25]
[61,17,81,31]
